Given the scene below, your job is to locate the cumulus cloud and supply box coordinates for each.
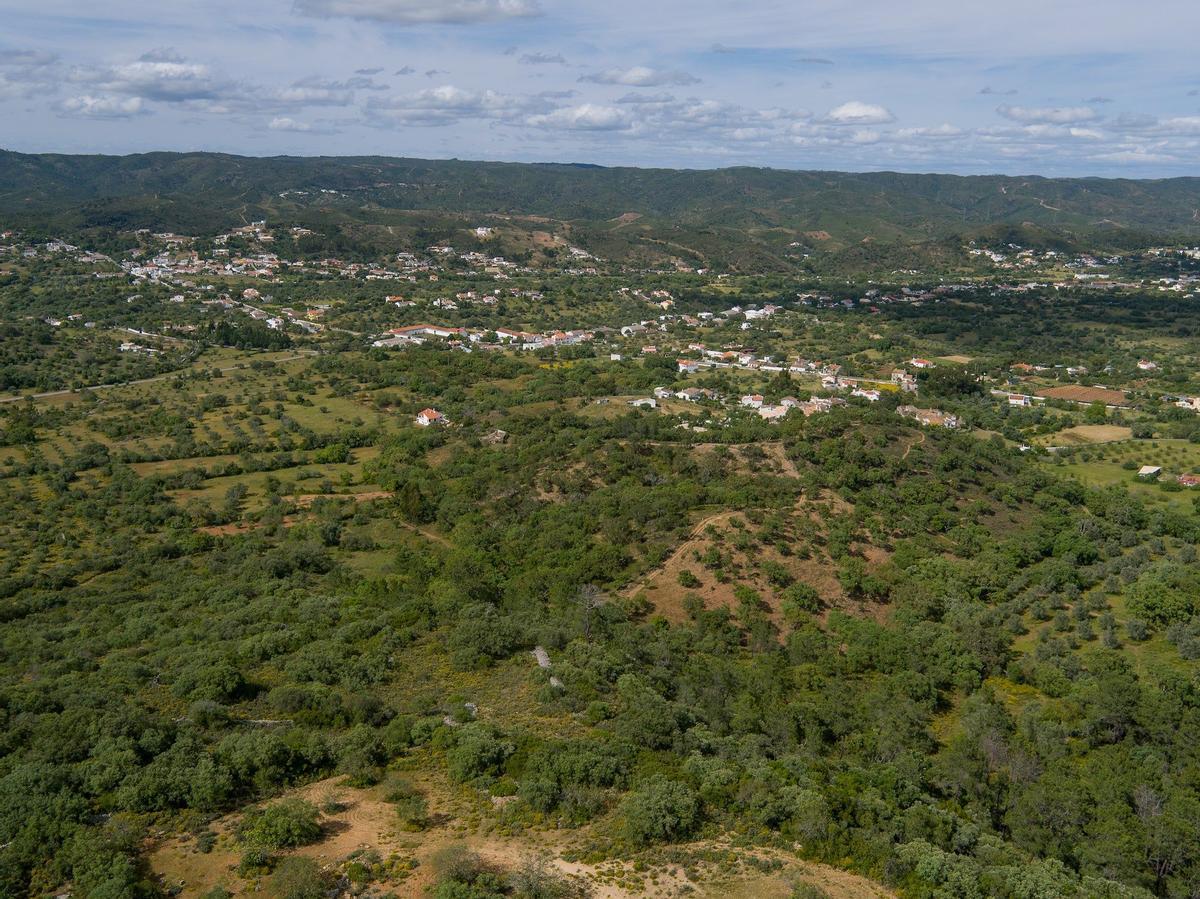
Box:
[355,67,383,75]
[519,52,566,65]
[59,94,145,118]
[394,66,415,75]
[979,86,1017,96]
[580,66,700,87]
[268,116,339,134]
[293,0,540,25]
[367,83,549,126]
[896,124,964,139]
[527,103,630,130]
[824,100,894,124]
[71,52,226,102]
[996,104,1098,124]
[0,47,58,99]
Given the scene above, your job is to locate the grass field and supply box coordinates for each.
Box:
[1047,438,1200,511]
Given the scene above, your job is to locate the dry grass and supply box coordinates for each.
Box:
[1035,424,1131,446]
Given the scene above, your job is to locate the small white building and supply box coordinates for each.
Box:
[416,408,447,427]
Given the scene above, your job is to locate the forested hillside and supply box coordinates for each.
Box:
[2,150,1198,251]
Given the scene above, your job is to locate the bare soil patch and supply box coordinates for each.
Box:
[626,494,886,626]
[1036,384,1127,405]
[148,774,894,899]
[1035,424,1131,446]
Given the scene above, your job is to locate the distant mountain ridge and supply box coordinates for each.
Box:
[1,149,1197,259]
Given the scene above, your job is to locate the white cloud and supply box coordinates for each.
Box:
[293,0,540,24]
[269,116,312,131]
[267,116,340,134]
[527,103,630,130]
[580,66,699,87]
[59,95,145,118]
[72,54,224,102]
[996,104,1098,124]
[824,100,894,125]
[367,84,548,126]
[0,47,58,99]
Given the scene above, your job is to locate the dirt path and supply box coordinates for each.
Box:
[902,430,926,460]
[622,510,741,599]
[148,775,895,899]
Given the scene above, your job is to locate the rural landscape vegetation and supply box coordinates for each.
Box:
[3,149,1200,899]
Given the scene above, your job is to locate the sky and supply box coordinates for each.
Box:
[2,0,1199,177]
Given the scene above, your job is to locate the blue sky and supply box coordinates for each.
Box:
[2,0,1199,176]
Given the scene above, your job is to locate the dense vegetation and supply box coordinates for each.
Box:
[3,157,1200,898]
[2,332,1200,898]
[3,151,1199,271]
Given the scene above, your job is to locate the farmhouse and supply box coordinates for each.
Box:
[1137,465,1162,479]
[415,408,447,427]
[898,405,960,429]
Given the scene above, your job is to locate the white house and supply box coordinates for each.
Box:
[415,408,447,427]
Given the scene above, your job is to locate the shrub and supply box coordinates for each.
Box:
[269,857,329,899]
[621,777,700,846]
[238,799,322,849]
[781,583,822,620]
[446,724,514,784]
[384,777,429,829]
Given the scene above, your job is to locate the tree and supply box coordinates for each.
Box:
[238,799,322,850]
[622,777,700,846]
[572,583,607,641]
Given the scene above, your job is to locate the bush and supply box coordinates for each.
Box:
[238,799,322,849]
[384,776,429,829]
[446,723,514,784]
[677,569,701,588]
[270,857,329,899]
[430,845,508,899]
[781,583,822,620]
[336,725,387,786]
[621,777,700,846]
[237,847,275,876]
